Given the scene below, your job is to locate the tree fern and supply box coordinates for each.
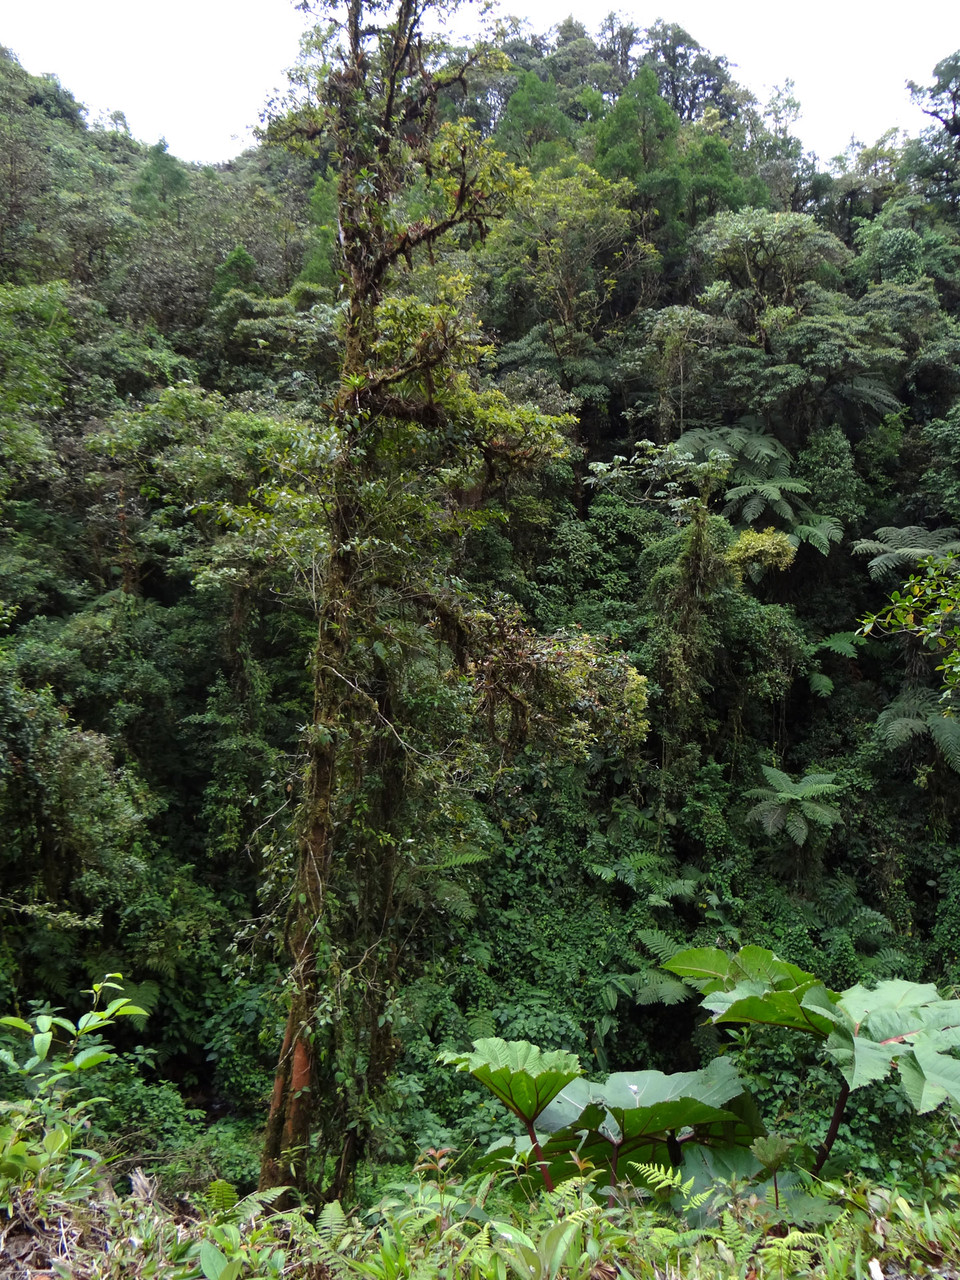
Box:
[672,423,789,467]
[809,672,834,697]
[746,767,842,847]
[877,689,960,773]
[790,514,843,554]
[467,1009,498,1040]
[635,934,698,1006]
[928,714,960,773]
[853,525,960,580]
[833,374,901,418]
[725,475,811,526]
[432,879,478,919]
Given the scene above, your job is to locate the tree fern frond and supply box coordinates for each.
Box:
[817,631,862,657]
[877,690,945,752]
[657,877,700,900]
[785,809,808,846]
[740,492,766,523]
[928,714,960,774]
[835,375,901,416]
[877,714,929,748]
[467,1009,497,1040]
[809,672,834,697]
[790,516,843,555]
[746,799,786,836]
[232,1184,290,1217]
[770,496,798,522]
[798,773,843,793]
[853,525,960,579]
[758,765,796,792]
[637,928,683,966]
[432,846,490,870]
[433,880,478,919]
[872,946,909,974]
[633,972,693,1006]
[798,800,841,827]
[674,424,787,466]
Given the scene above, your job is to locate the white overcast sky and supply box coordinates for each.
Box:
[2,0,959,165]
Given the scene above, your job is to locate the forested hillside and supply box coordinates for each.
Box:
[5,0,960,1235]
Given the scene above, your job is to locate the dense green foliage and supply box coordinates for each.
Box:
[6,1,960,1249]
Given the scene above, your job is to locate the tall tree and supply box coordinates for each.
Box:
[256,0,645,1200]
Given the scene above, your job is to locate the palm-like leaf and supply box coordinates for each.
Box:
[745,766,842,846]
[853,525,960,580]
[790,515,843,554]
[877,689,960,774]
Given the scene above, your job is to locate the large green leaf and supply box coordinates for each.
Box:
[661,947,733,989]
[824,1026,898,1090]
[662,947,960,1122]
[663,945,840,1037]
[540,1056,757,1179]
[664,945,822,996]
[896,1055,945,1114]
[835,979,944,1032]
[706,983,837,1037]
[537,1078,605,1133]
[902,1037,960,1112]
[819,980,960,1105]
[439,1039,583,1126]
[602,1055,743,1113]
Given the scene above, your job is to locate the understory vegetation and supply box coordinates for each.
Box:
[6,1,960,1273]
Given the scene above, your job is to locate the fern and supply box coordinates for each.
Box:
[673,423,789,466]
[785,809,808,845]
[816,631,862,657]
[310,1200,357,1280]
[877,689,960,773]
[630,1162,694,1197]
[790,514,843,554]
[432,879,478,920]
[637,929,683,967]
[431,845,490,870]
[746,767,842,847]
[833,375,901,417]
[757,1228,825,1270]
[873,945,910,974]
[853,525,960,580]
[927,714,960,773]
[118,979,161,1032]
[632,971,692,1006]
[230,1184,290,1218]
[717,1209,764,1269]
[646,876,699,907]
[467,1009,497,1040]
[317,1199,349,1241]
[206,1178,238,1213]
